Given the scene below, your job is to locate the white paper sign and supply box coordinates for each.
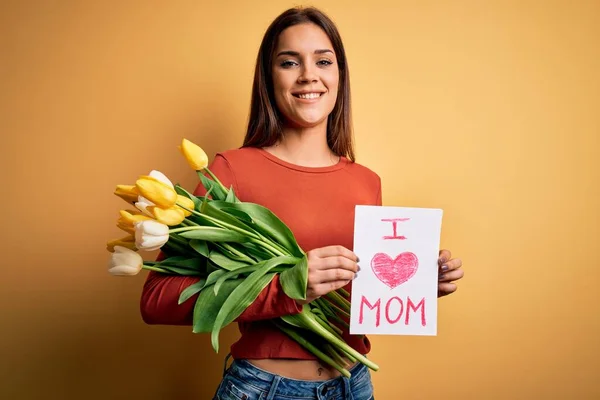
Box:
[350,205,443,336]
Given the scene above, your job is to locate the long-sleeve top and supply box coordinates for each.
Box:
[140,146,382,359]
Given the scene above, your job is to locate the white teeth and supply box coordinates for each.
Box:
[297,93,321,99]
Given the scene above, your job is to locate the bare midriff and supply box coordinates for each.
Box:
[247,358,357,381]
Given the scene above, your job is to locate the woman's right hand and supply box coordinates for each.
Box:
[296,245,359,305]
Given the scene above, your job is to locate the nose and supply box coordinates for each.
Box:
[297,64,318,84]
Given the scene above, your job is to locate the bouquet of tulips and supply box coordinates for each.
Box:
[106,138,379,377]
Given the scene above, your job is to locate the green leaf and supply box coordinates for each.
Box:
[280,312,306,329]
[157,256,205,270]
[209,250,250,271]
[214,263,261,294]
[213,243,255,263]
[178,279,207,304]
[192,277,243,334]
[189,239,210,257]
[225,185,236,203]
[241,242,272,262]
[174,184,201,209]
[221,207,254,224]
[157,266,204,276]
[210,255,299,352]
[179,227,250,243]
[211,201,304,257]
[203,269,227,288]
[197,171,228,201]
[279,255,308,300]
[201,202,259,237]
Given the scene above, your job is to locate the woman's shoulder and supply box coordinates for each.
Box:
[212,147,263,168]
[345,158,381,184]
[216,146,260,160]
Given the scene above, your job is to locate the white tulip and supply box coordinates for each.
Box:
[135,196,154,216]
[108,246,143,276]
[134,220,169,251]
[149,170,174,188]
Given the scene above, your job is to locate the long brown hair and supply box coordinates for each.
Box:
[242,7,355,162]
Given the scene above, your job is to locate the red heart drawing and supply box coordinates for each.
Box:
[371,252,419,289]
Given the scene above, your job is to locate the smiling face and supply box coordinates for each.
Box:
[271,23,339,130]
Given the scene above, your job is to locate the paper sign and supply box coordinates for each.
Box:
[350,205,443,336]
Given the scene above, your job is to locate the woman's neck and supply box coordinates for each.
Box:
[263,125,340,168]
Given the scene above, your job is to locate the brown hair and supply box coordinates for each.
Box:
[242,6,355,161]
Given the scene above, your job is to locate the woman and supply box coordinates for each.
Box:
[140,6,464,400]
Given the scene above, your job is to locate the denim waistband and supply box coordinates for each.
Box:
[227,358,371,399]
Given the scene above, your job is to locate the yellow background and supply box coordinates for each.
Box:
[2,0,599,399]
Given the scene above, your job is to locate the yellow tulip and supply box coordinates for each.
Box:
[135,176,177,208]
[106,235,137,252]
[179,138,208,170]
[149,205,185,226]
[114,185,139,204]
[117,210,153,234]
[176,195,195,216]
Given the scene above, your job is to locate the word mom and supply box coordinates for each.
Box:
[358,295,427,327]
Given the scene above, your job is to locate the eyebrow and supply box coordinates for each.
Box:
[276,49,334,57]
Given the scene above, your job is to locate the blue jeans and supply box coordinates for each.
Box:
[213,358,374,400]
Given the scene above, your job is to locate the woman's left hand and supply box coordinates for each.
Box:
[438,249,463,297]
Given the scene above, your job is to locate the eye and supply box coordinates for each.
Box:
[317,59,334,66]
[280,60,298,68]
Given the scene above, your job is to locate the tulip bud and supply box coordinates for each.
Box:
[108,246,144,276]
[114,185,139,204]
[106,235,137,252]
[176,195,195,216]
[136,176,177,208]
[179,138,208,170]
[134,220,169,251]
[149,205,185,226]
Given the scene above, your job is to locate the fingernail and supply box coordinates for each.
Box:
[438,274,445,281]
[441,265,449,272]
[357,265,361,271]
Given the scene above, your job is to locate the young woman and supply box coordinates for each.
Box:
[140,7,464,400]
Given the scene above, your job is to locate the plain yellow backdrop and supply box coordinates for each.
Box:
[1,1,599,399]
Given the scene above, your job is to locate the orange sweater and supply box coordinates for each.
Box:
[140,147,382,359]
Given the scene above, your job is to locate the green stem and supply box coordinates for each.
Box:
[324,343,350,368]
[315,298,350,328]
[179,217,197,227]
[204,167,231,197]
[168,233,190,247]
[213,243,255,266]
[255,231,291,257]
[181,206,262,240]
[314,311,344,337]
[325,291,351,313]
[221,243,256,264]
[297,309,379,371]
[273,321,350,378]
[250,238,286,257]
[142,264,170,273]
[337,288,350,299]
[337,346,358,364]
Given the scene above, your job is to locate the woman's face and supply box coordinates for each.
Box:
[271,23,339,130]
